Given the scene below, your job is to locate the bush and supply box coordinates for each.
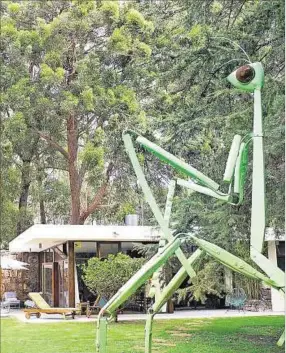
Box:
[82,253,146,300]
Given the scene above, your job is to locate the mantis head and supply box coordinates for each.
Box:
[227,62,264,92]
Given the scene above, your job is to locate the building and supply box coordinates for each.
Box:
[265,228,285,312]
[9,224,160,307]
[8,225,284,312]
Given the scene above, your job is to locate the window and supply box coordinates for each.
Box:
[98,242,120,259]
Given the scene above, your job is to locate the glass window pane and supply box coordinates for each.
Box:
[99,243,119,258]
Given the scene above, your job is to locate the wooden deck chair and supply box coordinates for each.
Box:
[24,292,80,319]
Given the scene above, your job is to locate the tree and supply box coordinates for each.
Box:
[0,133,21,247]
[1,0,155,231]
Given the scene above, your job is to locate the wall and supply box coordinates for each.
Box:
[0,251,40,302]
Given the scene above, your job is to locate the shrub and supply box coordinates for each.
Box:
[82,253,146,300]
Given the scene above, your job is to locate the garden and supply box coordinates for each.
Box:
[1,1,284,353]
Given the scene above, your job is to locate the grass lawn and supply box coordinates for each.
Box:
[1,315,284,353]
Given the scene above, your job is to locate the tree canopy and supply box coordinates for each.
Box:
[0,0,284,254]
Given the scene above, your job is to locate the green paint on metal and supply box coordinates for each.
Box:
[164,180,176,223]
[136,135,219,190]
[152,249,202,313]
[234,142,248,203]
[250,89,265,254]
[250,247,285,288]
[123,133,196,278]
[277,330,285,347]
[144,249,202,353]
[190,235,280,289]
[144,314,153,353]
[96,317,107,353]
[226,62,264,92]
[177,178,231,202]
[149,180,176,300]
[103,237,183,314]
[223,134,242,183]
[95,61,284,352]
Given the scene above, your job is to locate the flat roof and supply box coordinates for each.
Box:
[9,224,160,252]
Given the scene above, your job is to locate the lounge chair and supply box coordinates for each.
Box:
[86,295,108,318]
[0,301,10,317]
[3,292,20,308]
[227,288,247,312]
[24,292,80,319]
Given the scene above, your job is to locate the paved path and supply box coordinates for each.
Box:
[7,309,284,324]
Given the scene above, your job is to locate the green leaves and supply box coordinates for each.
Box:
[60,92,79,113]
[115,202,136,221]
[125,9,154,33]
[5,112,27,142]
[81,142,104,169]
[177,261,225,304]
[40,63,64,85]
[7,2,21,14]
[187,24,209,49]
[83,253,145,300]
[113,85,139,113]
[210,1,223,14]
[81,87,95,111]
[109,27,132,54]
[136,41,152,57]
[43,52,62,69]
[100,1,120,21]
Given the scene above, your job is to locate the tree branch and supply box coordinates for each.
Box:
[231,0,247,27]
[79,163,114,224]
[36,129,69,160]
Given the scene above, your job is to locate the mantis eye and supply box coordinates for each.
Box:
[236,65,255,83]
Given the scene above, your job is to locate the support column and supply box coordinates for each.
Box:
[38,252,42,292]
[267,241,284,312]
[224,268,233,306]
[52,262,59,307]
[68,241,75,307]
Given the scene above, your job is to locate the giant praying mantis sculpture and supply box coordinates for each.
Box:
[95,62,285,353]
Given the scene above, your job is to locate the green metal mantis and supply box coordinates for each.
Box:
[95,62,285,352]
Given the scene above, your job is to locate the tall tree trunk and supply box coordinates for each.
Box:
[39,199,46,224]
[36,162,46,224]
[17,160,32,235]
[67,113,81,224]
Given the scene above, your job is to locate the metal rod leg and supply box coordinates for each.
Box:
[96,317,107,353]
[145,313,154,353]
[144,250,202,353]
[277,329,285,347]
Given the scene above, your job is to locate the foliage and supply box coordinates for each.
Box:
[234,272,261,300]
[82,253,145,300]
[0,0,156,239]
[176,260,225,304]
[0,0,284,266]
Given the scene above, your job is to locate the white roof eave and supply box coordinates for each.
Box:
[9,224,161,253]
